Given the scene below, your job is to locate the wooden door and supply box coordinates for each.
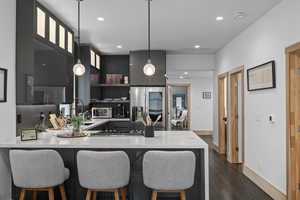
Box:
[229,67,244,164]
[218,74,227,154]
[287,49,300,200]
[230,73,239,163]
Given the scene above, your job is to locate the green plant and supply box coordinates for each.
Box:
[34,124,47,133]
[70,115,83,130]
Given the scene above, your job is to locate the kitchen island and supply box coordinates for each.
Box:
[0,131,209,200]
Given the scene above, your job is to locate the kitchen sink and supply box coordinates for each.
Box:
[83,121,94,126]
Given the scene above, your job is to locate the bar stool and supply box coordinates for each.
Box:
[77,151,130,200]
[143,151,196,200]
[9,150,70,200]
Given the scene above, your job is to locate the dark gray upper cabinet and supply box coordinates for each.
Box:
[129,50,166,86]
[16,0,74,105]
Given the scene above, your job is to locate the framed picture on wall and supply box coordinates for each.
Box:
[0,68,7,102]
[247,61,276,91]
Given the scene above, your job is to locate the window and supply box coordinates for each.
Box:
[59,25,65,49]
[36,7,46,38]
[67,32,73,53]
[90,50,95,66]
[49,17,56,44]
[96,54,100,69]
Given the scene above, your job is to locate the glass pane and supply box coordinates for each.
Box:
[90,50,95,66]
[67,32,73,53]
[36,7,46,38]
[49,17,56,44]
[149,92,163,122]
[96,54,100,69]
[59,25,65,49]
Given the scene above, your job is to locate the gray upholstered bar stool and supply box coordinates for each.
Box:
[77,151,130,200]
[9,150,70,200]
[143,151,196,200]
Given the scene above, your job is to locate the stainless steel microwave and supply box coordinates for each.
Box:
[92,107,112,119]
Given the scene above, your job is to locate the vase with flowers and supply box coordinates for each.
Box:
[70,115,83,136]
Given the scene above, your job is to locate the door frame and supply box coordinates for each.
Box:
[228,66,245,163]
[166,84,192,130]
[286,42,300,200]
[218,72,228,154]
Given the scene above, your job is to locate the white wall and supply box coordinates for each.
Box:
[167,54,214,131]
[213,0,300,194]
[0,0,16,199]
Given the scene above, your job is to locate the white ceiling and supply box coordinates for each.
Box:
[38,0,281,55]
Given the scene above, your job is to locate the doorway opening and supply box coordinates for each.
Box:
[286,42,300,200]
[218,73,228,154]
[228,66,244,163]
[167,84,191,131]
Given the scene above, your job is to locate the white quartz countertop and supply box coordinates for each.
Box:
[0,131,208,149]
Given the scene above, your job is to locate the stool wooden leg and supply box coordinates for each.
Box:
[121,188,126,200]
[32,191,37,200]
[151,190,158,200]
[59,184,67,200]
[180,190,186,200]
[19,189,26,200]
[92,191,97,200]
[48,188,55,200]
[86,190,92,200]
[114,189,119,200]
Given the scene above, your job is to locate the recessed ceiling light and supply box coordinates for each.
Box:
[184,72,188,75]
[194,45,201,49]
[117,45,122,49]
[179,75,184,79]
[97,17,105,21]
[216,16,224,21]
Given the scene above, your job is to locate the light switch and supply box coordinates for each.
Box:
[268,114,275,123]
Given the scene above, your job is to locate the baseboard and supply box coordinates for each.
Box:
[243,166,286,200]
[193,130,213,136]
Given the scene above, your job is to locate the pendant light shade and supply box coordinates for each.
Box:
[144,0,155,76]
[73,59,86,76]
[143,59,155,76]
[73,0,85,77]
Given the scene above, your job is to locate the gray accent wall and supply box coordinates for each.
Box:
[129,50,166,86]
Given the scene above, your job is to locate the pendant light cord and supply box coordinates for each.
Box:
[148,0,151,60]
[77,0,81,60]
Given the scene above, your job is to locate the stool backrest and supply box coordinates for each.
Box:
[77,151,130,189]
[143,151,196,190]
[10,150,65,188]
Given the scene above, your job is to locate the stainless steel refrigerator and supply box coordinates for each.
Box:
[130,87,166,129]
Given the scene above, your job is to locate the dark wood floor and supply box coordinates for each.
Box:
[199,135,273,200]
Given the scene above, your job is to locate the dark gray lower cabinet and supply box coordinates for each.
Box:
[11,148,205,200]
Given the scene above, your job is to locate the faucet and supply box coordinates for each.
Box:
[72,98,85,116]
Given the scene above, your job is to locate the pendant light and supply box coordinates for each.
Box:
[73,0,85,76]
[143,0,155,76]
[72,0,85,116]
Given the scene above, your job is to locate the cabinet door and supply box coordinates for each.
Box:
[90,50,95,66]
[129,50,166,86]
[59,25,66,49]
[96,54,100,69]
[49,17,56,44]
[36,7,46,38]
[67,31,73,54]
